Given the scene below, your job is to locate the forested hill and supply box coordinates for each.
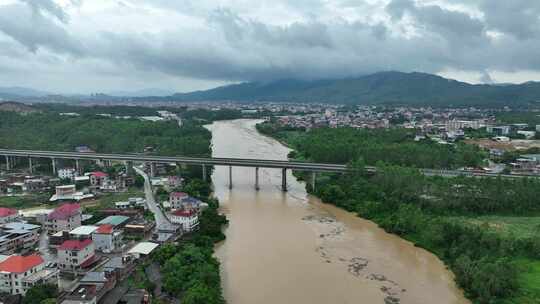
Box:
[162,72,540,106]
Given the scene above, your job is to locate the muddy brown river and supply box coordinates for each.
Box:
[207,119,469,304]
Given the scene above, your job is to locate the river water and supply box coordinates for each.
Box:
[207,119,469,304]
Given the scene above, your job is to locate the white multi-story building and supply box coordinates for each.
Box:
[46,203,82,234]
[0,255,58,295]
[58,168,77,180]
[0,222,40,254]
[169,192,188,210]
[58,239,96,272]
[92,224,123,253]
[168,210,199,232]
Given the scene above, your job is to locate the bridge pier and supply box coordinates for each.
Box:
[281,168,287,192]
[311,172,316,192]
[75,159,81,175]
[255,167,260,191]
[5,155,10,171]
[51,158,57,175]
[125,161,134,176]
[28,157,33,174]
[202,164,207,182]
[150,162,156,177]
[228,166,233,190]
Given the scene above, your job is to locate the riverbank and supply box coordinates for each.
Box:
[256,121,540,304]
[208,119,470,304]
[150,179,228,304]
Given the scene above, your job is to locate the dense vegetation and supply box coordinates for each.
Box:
[152,181,228,304]
[152,71,540,107]
[257,122,486,169]
[22,283,58,304]
[0,111,211,157]
[262,124,540,303]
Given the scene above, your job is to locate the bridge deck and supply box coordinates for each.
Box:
[0,149,347,173]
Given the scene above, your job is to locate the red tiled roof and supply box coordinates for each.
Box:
[79,255,98,268]
[172,210,196,217]
[48,203,80,220]
[91,172,108,178]
[170,192,187,198]
[59,238,93,251]
[0,255,43,273]
[0,208,17,217]
[96,224,113,234]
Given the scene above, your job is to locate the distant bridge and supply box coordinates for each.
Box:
[0,149,537,192]
[0,149,348,191]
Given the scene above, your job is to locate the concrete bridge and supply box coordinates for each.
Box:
[0,149,348,191]
[2,149,538,192]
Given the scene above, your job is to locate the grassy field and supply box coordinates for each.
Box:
[453,215,540,239]
[507,259,540,304]
[0,194,51,209]
[84,189,145,209]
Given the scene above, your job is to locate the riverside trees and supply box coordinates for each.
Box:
[261,122,540,303]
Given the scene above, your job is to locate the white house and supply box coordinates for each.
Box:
[0,255,58,295]
[92,224,123,253]
[58,168,78,180]
[58,239,96,272]
[168,210,199,232]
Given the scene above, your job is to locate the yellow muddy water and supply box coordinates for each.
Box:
[207,119,470,304]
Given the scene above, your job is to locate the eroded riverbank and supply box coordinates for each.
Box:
[208,119,469,304]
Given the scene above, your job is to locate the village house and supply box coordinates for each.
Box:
[168,210,199,232]
[45,203,82,234]
[0,222,40,254]
[89,172,108,187]
[167,176,183,188]
[69,225,99,240]
[57,239,96,272]
[96,215,130,228]
[169,192,188,210]
[58,168,78,181]
[0,208,18,224]
[92,224,123,253]
[53,185,77,201]
[0,255,58,296]
[0,179,7,194]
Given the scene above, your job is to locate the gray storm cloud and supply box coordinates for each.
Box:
[0,0,539,92]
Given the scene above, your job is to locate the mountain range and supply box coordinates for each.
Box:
[168,72,540,106]
[3,72,540,106]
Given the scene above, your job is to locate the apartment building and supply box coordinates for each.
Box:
[0,222,40,255]
[57,239,96,272]
[46,203,82,234]
[0,255,58,296]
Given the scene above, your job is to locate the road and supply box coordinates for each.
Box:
[133,166,171,229]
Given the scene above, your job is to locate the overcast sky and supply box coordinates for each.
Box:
[1,0,540,94]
